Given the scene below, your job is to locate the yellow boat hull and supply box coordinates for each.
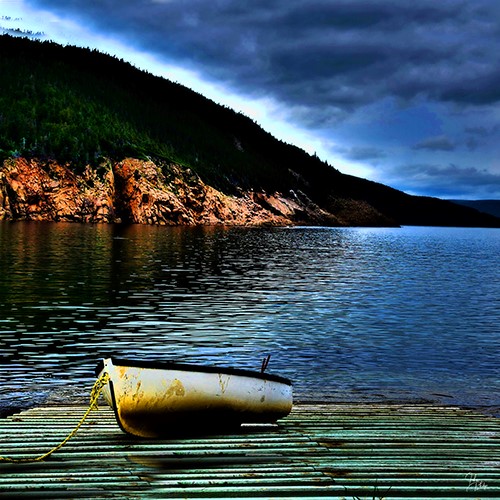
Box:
[96,357,293,438]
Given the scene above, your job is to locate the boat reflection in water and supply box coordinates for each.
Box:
[96,357,293,438]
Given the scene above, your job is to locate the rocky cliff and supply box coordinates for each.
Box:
[0,157,392,226]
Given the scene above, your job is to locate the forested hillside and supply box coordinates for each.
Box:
[1,35,499,227]
[449,200,500,218]
[0,34,323,193]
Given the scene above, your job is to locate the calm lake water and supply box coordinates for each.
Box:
[0,222,499,415]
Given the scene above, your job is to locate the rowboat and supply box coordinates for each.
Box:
[95,357,293,438]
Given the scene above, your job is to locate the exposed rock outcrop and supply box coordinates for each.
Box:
[0,158,115,223]
[0,157,393,226]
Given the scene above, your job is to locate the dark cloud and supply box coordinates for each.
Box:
[390,162,500,198]
[412,135,455,151]
[463,126,499,152]
[465,125,499,137]
[466,137,479,151]
[26,0,500,120]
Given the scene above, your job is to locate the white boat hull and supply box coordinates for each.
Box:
[97,357,293,438]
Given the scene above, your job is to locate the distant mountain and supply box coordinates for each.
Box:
[1,35,499,228]
[448,200,500,219]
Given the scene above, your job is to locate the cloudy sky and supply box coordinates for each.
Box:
[2,0,500,199]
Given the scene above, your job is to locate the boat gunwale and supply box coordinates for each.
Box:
[95,357,293,386]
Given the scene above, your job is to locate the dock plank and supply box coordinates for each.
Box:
[1,403,499,498]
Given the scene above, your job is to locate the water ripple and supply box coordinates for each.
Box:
[0,222,499,414]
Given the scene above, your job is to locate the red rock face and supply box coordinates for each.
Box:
[0,157,311,226]
[108,158,300,225]
[0,158,115,223]
[0,157,392,226]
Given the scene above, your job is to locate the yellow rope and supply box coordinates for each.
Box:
[0,371,110,463]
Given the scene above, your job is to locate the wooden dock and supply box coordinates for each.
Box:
[1,403,499,498]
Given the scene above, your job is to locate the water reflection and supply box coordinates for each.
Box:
[1,222,499,414]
